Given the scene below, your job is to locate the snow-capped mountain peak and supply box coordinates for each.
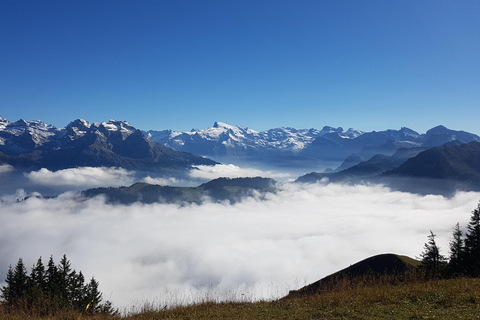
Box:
[144,122,343,157]
[341,128,364,139]
[99,120,135,132]
[0,117,59,152]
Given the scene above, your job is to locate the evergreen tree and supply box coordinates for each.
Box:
[27,257,46,306]
[0,254,115,315]
[419,231,446,278]
[29,257,45,289]
[44,255,60,299]
[84,277,102,314]
[448,223,466,276]
[0,266,14,306]
[57,254,73,306]
[465,202,480,276]
[11,258,29,304]
[70,270,86,310]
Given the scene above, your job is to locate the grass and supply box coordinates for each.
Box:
[2,277,480,319]
[123,277,480,320]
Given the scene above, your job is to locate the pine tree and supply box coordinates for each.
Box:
[44,255,60,299]
[11,258,29,305]
[0,266,15,306]
[0,254,114,315]
[419,230,446,279]
[464,202,480,276]
[27,257,46,307]
[70,270,86,311]
[84,277,102,314]
[57,254,73,306]
[29,257,46,289]
[448,222,465,276]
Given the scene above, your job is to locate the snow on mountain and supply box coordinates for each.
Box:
[0,116,217,172]
[145,122,480,173]
[340,128,364,139]
[0,117,138,155]
[144,122,356,156]
[0,117,60,153]
[66,119,136,136]
[3,116,480,174]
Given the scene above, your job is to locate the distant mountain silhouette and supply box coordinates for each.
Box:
[296,141,480,194]
[82,177,277,204]
[296,146,428,183]
[381,141,480,193]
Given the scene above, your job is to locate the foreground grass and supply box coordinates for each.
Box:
[126,278,480,320]
[2,278,480,319]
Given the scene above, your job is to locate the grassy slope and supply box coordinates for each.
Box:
[125,277,480,320]
[286,254,423,299]
[2,278,480,319]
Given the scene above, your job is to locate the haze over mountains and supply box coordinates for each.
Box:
[2,116,480,196]
[145,122,480,173]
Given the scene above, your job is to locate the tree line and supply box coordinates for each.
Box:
[0,254,115,315]
[420,202,480,279]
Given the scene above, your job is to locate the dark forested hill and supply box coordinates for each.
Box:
[82,177,277,204]
[385,141,480,182]
[296,142,480,194]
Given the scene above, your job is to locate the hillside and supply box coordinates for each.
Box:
[4,277,479,319]
[285,253,421,299]
[122,277,480,319]
[296,142,480,194]
[82,177,277,204]
[384,141,480,190]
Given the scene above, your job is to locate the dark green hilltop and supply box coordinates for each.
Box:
[285,253,422,299]
[82,177,278,204]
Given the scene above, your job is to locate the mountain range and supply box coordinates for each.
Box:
[297,141,480,195]
[0,117,217,173]
[144,122,480,171]
[3,116,480,195]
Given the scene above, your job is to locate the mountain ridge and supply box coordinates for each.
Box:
[297,141,480,195]
[144,122,480,171]
[81,176,277,204]
[0,117,218,173]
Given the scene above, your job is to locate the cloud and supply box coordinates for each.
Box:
[189,164,291,181]
[0,164,14,175]
[142,176,180,186]
[25,167,136,189]
[0,183,479,311]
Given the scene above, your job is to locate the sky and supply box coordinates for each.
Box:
[1,1,480,134]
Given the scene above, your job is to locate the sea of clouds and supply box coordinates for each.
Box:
[15,164,292,193]
[1,165,479,311]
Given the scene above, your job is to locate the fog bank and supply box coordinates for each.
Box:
[0,182,478,309]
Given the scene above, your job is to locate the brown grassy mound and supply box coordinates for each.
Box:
[285,253,422,298]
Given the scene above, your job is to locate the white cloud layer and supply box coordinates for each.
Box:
[142,176,180,186]
[25,167,136,189]
[0,164,14,174]
[189,164,291,181]
[0,183,479,312]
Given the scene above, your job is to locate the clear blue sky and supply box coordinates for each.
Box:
[1,1,479,134]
